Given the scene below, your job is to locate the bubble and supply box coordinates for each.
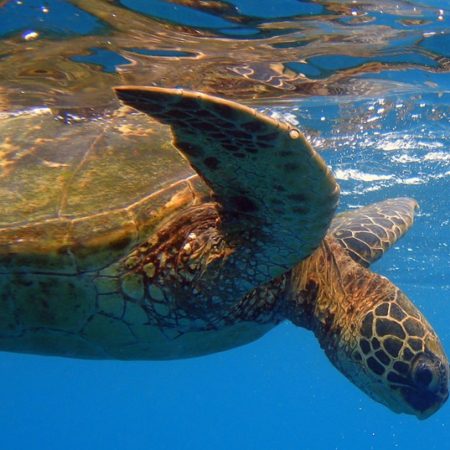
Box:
[22,31,39,41]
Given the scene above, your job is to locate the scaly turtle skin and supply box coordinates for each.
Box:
[0,87,447,419]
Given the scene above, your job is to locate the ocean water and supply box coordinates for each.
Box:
[0,1,449,449]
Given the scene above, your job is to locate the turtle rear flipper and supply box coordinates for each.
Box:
[115,87,339,290]
[330,197,418,267]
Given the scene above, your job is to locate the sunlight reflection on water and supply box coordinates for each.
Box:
[0,0,449,110]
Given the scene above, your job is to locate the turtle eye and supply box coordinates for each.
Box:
[412,355,440,392]
[414,365,433,387]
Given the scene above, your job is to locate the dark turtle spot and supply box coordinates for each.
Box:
[387,371,408,384]
[222,142,240,153]
[383,337,402,357]
[344,237,372,259]
[168,108,192,119]
[203,157,220,170]
[237,135,254,142]
[196,108,215,119]
[408,338,423,352]
[403,318,425,337]
[279,150,295,157]
[177,96,200,111]
[360,313,373,339]
[367,356,385,375]
[196,121,219,132]
[391,216,406,225]
[210,102,236,120]
[274,185,286,192]
[173,118,194,129]
[288,193,307,203]
[214,119,235,129]
[360,338,371,355]
[234,152,246,158]
[31,68,52,75]
[403,347,414,361]
[372,337,381,350]
[258,142,274,149]
[375,349,391,365]
[243,146,258,154]
[230,195,258,213]
[376,218,395,229]
[210,132,228,140]
[376,318,406,339]
[283,162,300,172]
[367,224,388,238]
[375,302,389,317]
[242,120,267,133]
[394,361,410,375]
[231,130,251,140]
[389,303,406,321]
[355,231,381,245]
[145,98,164,108]
[291,206,309,214]
[354,351,363,361]
[258,132,279,142]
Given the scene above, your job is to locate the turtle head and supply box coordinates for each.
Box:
[341,288,449,419]
[287,232,448,418]
[292,200,448,417]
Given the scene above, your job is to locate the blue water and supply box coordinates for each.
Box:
[0,1,449,449]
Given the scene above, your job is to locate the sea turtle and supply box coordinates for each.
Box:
[0,87,447,419]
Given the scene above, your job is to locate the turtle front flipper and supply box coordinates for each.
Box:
[115,87,339,298]
[330,197,418,267]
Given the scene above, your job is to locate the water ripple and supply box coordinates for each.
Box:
[0,0,449,109]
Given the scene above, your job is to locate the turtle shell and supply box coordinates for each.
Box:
[0,106,207,273]
[0,87,339,360]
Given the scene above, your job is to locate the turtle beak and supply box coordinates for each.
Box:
[405,389,449,420]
